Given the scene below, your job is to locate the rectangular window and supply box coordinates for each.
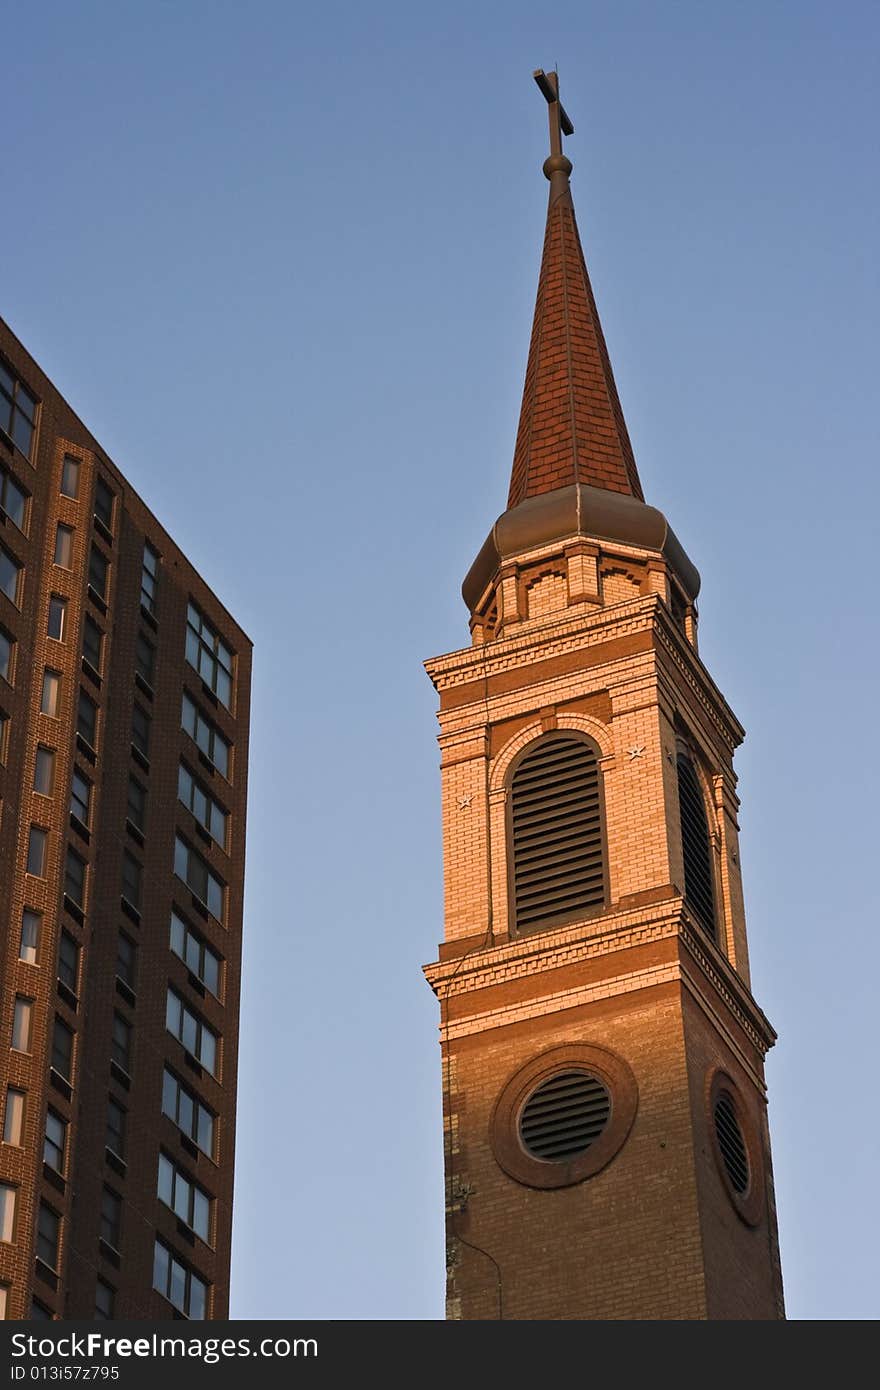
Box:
[161,1069,214,1157]
[0,629,12,684]
[141,543,159,614]
[174,836,225,921]
[47,596,67,642]
[3,1089,25,1147]
[111,1013,131,1073]
[165,989,218,1076]
[0,1185,16,1243]
[0,709,7,762]
[153,1240,207,1320]
[70,768,91,826]
[135,631,155,686]
[95,1280,115,1319]
[106,1099,126,1158]
[121,851,142,910]
[178,763,228,849]
[0,362,37,458]
[82,616,102,673]
[0,1285,7,1319]
[185,603,233,709]
[26,826,48,877]
[131,703,150,759]
[19,910,41,965]
[77,690,97,748]
[88,545,108,600]
[158,1153,211,1242]
[40,669,62,718]
[100,1187,121,1250]
[181,693,230,779]
[94,478,114,530]
[170,912,221,997]
[65,847,86,908]
[43,1112,66,1174]
[33,746,55,796]
[0,467,27,531]
[116,933,137,990]
[60,456,80,499]
[58,932,79,992]
[54,524,74,569]
[0,546,22,606]
[127,776,146,831]
[37,1204,59,1269]
[11,998,32,1052]
[51,1018,73,1081]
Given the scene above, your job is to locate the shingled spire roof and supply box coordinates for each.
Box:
[507,75,644,508]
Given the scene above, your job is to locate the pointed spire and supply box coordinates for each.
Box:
[507,72,644,509]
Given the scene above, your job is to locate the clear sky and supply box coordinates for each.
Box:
[5,0,878,1321]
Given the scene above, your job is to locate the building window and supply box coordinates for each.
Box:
[40,669,62,718]
[185,603,233,709]
[60,456,80,499]
[51,1018,73,1081]
[19,909,41,965]
[135,632,155,686]
[676,753,716,938]
[94,478,114,531]
[100,1188,121,1250]
[165,989,218,1076]
[26,826,48,877]
[53,524,74,569]
[141,543,159,614]
[58,932,79,993]
[43,1112,66,1174]
[170,912,221,997]
[131,703,150,759]
[174,836,225,921]
[116,933,137,991]
[0,629,12,684]
[88,545,108,601]
[111,1014,132,1074]
[106,1099,126,1159]
[36,1204,59,1270]
[47,596,67,642]
[30,1299,53,1319]
[64,846,86,908]
[153,1240,207,1320]
[0,709,7,762]
[0,546,22,606]
[11,998,32,1052]
[94,1280,115,1320]
[83,616,103,673]
[121,851,142,910]
[0,467,27,531]
[0,363,36,458]
[77,690,97,748]
[161,1069,214,1157]
[70,769,91,826]
[33,746,55,796]
[178,763,228,848]
[0,1285,7,1319]
[126,776,146,831]
[158,1153,211,1242]
[3,1089,25,1147]
[0,1185,17,1243]
[181,693,230,779]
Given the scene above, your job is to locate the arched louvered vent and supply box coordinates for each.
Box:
[713,1092,749,1194]
[510,734,605,934]
[676,753,716,938]
[519,1071,611,1162]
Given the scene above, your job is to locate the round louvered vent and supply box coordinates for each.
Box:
[519,1070,611,1162]
[713,1092,749,1194]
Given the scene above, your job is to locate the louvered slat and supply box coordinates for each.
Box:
[520,1071,611,1161]
[676,754,716,938]
[511,736,605,932]
[714,1093,749,1193]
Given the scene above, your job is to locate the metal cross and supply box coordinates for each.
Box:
[533,69,574,159]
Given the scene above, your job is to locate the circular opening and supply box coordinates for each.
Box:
[713,1091,750,1194]
[519,1070,611,1162]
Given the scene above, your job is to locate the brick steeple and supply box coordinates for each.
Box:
[508,92,643,508]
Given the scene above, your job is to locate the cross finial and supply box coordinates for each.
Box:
[533,69,574,191]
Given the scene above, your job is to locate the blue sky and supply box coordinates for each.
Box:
[6,1,879,1320]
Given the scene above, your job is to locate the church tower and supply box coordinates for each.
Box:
[423,72,784,1321]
